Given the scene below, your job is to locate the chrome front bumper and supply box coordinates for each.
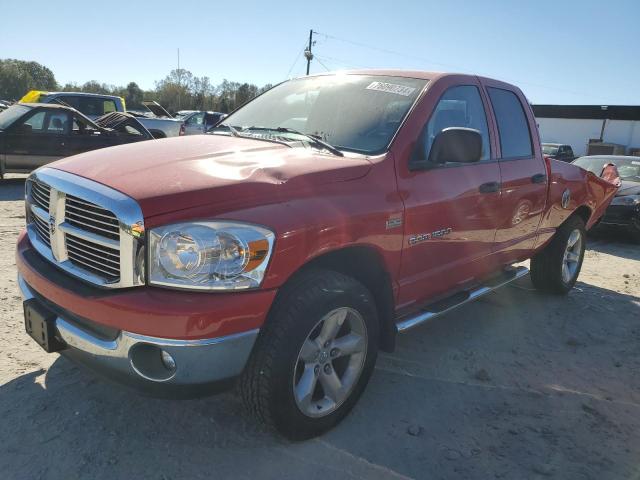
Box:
[18,274,259,395]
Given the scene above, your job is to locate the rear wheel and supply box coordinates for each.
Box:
[531,216,586,294]
[240,269,379,440]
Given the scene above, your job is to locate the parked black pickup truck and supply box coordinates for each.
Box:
[0,103,153,177]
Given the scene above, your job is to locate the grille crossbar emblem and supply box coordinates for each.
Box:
[48,215,56,235]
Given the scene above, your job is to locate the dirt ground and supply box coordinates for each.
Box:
[1,174,639,480]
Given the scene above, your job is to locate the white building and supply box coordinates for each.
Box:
[533,105,640,157]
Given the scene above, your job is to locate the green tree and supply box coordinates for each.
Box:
[0,58,57,100]
[124,82,144,108]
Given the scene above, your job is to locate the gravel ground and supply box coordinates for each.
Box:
[1,174,639,480]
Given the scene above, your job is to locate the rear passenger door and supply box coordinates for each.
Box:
[480,79,547,263]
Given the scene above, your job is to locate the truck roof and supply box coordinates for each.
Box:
[42,91,121,100]
[304,70,516,88]
[307,69,440,80]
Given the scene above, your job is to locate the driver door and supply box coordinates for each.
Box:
[395,78,503,309]
[4,109,69,171]
[184,112,205,135]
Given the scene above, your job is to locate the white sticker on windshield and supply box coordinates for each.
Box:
[366,81,416,97]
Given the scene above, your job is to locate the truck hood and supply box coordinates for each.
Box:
[49,135,372,218]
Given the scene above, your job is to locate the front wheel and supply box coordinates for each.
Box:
[531,216,586,294]
[239,269,379,440]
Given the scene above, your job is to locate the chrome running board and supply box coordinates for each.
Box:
[396,266,529,333]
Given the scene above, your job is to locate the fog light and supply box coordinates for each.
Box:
[161,350,176,371]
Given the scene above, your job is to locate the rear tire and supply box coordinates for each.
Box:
[239,269,379,440]
[531,216,586,294]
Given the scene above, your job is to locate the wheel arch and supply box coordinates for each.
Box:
[271,245,397,353]
[572,204,593,228]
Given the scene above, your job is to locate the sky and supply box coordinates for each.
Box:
[1,0,639,105]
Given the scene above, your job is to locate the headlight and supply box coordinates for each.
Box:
[611,195,640,206]
[148,221,275,290]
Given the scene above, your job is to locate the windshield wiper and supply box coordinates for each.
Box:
[210,123,240,137]
[243,126,344,157]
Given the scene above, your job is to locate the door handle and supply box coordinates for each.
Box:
[531,173,547,184]
[479,181,501,193]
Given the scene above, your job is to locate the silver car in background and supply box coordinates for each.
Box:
[177,110,226,135]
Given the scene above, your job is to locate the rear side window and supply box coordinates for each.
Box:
[487,87,533,158]
[57,96,117,117]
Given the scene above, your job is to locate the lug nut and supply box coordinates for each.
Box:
[324,364,332,374]
[314,365,320,376]
[330,348,339,357]
[324,341,330,348]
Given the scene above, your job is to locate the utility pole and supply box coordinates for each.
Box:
[304,30,314,75]
[174,48,182,111]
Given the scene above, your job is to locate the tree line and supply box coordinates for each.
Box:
[0,58,273,114]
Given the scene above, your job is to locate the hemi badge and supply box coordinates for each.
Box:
[386,217,403,229]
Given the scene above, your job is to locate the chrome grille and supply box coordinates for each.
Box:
[25,168,145,289]
[66,232,120,281]
[65,195,120,240]
[31,181,51,212]
[32,213,51,247]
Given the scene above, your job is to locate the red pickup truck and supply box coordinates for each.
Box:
[16,71,617,439]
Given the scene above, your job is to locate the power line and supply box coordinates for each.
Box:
[314,56,331,72]
[286,44,308,78]
[314,30,595,99]
[313,30,459,70]
[314,54,372,70]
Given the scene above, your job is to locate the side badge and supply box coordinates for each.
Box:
[386,216,402,229]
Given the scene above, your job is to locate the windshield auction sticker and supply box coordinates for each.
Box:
[366,82,416,96]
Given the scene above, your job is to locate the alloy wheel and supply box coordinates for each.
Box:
[562,228,582,283]
[292,307,367,418]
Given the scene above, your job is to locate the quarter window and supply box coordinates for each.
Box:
[422,85,491,162]
[487,87,533,158]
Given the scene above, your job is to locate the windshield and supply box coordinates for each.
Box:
[542,145,559,155]
[574,156,640,181]
[220,75,428,154]
[0,104,30,129]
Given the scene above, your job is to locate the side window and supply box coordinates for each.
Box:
[186,112,205,125]
[487,87,533,158]
[21,111,46,132]
[57,96,80,109]
[79,98,106,117]
[103,100,116,114]
[44,111,70,134]
[423,85,491,161]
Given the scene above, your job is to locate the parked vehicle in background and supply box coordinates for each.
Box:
[181,110,225,135]
[0,103,152,177]
[573,155,640,240]
[542,143,575,162]
[16,71,617,440]
[19,91,184,139]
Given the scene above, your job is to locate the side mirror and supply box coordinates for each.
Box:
[410,127,482,170]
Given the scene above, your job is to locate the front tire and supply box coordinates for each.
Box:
[240,269,379,440]
[531,216,586,294]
